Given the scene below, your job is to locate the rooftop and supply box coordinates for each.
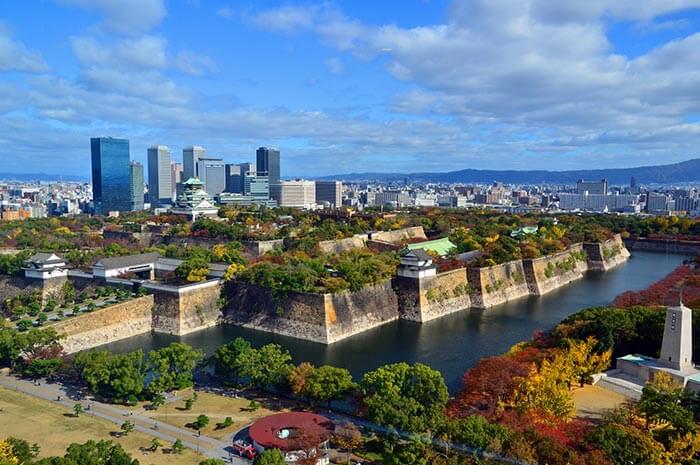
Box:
[407,237,456,256]
[94,252,161,270]
[249,412,333,451]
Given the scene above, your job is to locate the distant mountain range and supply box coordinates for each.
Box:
[0,173,87,182]
[317,158,700,185]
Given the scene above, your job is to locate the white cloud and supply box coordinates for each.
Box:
[217,7,233,19]
[0,29,49,72]
[58,0,166,35]
[71,36,168,69]
[249,5,318,33]
[173,51,218,76]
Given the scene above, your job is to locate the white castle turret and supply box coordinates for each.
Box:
[659,295,694,371]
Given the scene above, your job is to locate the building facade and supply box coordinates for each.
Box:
[147,145,173,206]
[91,137,132,214]
[170,162,183,199]
[270,180,316,209]
[256,147,281,185]
[197,158,226,196]
[182,146,206,180]
[129,161,144,211]
[576,179,608,195]
[315,181,342,208]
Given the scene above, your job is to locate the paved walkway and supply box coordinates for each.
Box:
[0,373,247,463]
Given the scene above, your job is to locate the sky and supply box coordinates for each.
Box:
[1,0,700,178]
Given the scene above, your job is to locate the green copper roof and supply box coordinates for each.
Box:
[407,237,456,256]
[183,177,204,186]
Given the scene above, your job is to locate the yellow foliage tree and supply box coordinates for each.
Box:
[223,263,244,281]
[0,440,19,465]
[186,267,209,282]
[513,350,575,419]
[566,336,612,387]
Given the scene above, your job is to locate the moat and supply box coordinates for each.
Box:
[101,251,687,391]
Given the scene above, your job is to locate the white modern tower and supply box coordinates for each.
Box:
[659,298,694,370]
[147,145,173,206]
[183,146,206,180]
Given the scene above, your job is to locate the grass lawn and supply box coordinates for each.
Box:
[0,386,205,465]
[572,384,628,419]
[135,389,280,440]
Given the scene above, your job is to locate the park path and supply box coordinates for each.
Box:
[0,373,247,463]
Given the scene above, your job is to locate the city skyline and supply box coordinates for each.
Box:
[2,1,700,177]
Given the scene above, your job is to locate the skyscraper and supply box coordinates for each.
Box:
[244,173,270,199]
[91,137,131,214]
[183,146,206,180]
[171,162,183,199]
[130,161,144,211]
[147,145,173,206]
[256,147,280,185]
[315,181,343,208]
[197,158,226,196]
[225,162,254,194]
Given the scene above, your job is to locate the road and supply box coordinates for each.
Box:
[0,373,249,463]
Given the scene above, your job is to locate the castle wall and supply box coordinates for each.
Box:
[468,260,530,308]
[148,279,223,336]
[52,295,154,353]
[584,234,630,270]
[523,244,589,295]
[396,268,472,322]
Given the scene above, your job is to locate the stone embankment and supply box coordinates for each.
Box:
[623,237,700,256]
[53,295,154,353]
[222,281,399,344]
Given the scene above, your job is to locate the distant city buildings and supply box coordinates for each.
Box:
[170,162,183,199]
[577,179,608,195]
[182,146,206,180]
[315,181,342,208]
[256,147,281,185]
[197,157,226,196]
[129,161,144,211]
[271,180,316,209]
[147,145,173,206]
[91,137,132,214]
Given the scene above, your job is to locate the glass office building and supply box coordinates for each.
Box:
[91,137,132,214]
[256,147,280,185]
[130,161,144,211]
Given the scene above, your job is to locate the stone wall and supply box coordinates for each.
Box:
[396,268,472,322]
[242,239,285,257]
[222,281,399,344]
[53,295,154,353]
[318,234,369,255]
[0,275,67,306]
[523,244,589,295]
[584,234,630,270]
[468,260,530,308]
[148,280,223,336]
[370,226,427,244]
[624,238,700,256]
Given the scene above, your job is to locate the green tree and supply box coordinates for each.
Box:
[146,343,203,394]
[171,439,185,455]
[149,392,165,410]
[174,257,210,282]
[194,414,210,430]
[253,448,285,465]
[210,337,252,381]
[304,365,356,406]
[150,438,162,452]
[235,343,293,390]
[6,437,40,464]
[216,417,233,430]
[120,420,135,436]
[361,362,448,433]
[184,398,194,411]
[199,460,227,465]
[73,350,145,402]
[591,420,667,465]
[63,440,138,465]
[638,372,696,434]
[73,403,83,417]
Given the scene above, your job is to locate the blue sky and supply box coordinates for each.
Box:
[1,0,700,178]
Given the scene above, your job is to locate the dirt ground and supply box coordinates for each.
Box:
[0,386,205,465]
[572,384,629,419]
[132,389,279,440]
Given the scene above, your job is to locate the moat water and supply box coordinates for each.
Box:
[101,251,687,392]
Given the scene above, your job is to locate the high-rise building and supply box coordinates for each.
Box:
[576,179,608,195]
[256,147,281,185]
[225,162,254,194]
[171,162,183,199]
[147,145,173,206]
[197,158,226,196]
[315,181,342,208]
[244,173,270,199]
[270,180,315,209]
[91,137,131,214]
[183,146,206,180]
[130,161,144,211]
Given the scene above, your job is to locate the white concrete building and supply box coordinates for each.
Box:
[270,180,316,209]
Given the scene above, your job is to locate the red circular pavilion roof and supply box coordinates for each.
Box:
[249,412,334,451]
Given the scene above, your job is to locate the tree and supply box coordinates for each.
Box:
[638,372,696,434]
[288,362,315,396]
[0,439,19,465]
[361,363,448,433]
[73,403,84,417]
[304,365,356,406]
[253,448,285,465]
[235,343,293,390]
[333,422,363,464]
[184,398,194,410]
[6,437,40,464]
[590,420,667,465]
[174,257,210,282]
[216,417,233,430]
[211,337,252,381]
[199,460,227,465]
[171,439,185,455]
[120,420,135,436]
[73,350,145,402]
[512,349,575,419]
[150,438,162,452]
[56,440,139,465]
[194,414,210,430]
[146,343,203,395]
[150,392,165,409]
